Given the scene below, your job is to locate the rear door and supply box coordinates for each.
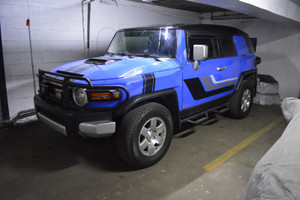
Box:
[182,31,239,112]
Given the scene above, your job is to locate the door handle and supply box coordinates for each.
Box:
[217,66,227,71]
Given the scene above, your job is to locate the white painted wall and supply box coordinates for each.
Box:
[0,0,201,119]
[202,14,300,99]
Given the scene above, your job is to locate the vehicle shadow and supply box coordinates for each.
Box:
[0,121,135,173]
[0,114,219,173]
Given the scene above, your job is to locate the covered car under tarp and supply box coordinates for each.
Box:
[242,97,300,200]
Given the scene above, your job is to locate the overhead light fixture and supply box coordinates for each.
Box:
[142,0,153,2]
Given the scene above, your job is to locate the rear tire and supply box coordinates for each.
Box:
[115,102,173,168]
[228,81,253,119]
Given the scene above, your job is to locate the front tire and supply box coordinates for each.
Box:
[116,102,173,168]
[228,81,253,119]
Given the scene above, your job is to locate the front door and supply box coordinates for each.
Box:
[182,35,239,111]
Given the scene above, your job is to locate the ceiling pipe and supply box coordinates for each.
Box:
[210,12,256,20]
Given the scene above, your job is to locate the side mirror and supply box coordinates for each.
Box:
[193,44,208,70]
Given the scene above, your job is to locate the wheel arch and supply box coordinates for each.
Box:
[235,69,257,96]
[114,89,181,132]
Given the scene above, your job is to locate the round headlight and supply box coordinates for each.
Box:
[73,88,88,106]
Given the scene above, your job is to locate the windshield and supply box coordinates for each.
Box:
[106,29,176,58]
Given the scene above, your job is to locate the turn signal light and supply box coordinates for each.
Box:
[90,90,121,101]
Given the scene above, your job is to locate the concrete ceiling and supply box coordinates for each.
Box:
[130,0,300,25]
[130,0,229,13]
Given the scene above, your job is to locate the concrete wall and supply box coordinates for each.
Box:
[201,14,300,99]
[191,0,300,24]
[240,0,300,23]
[0,0,201,119]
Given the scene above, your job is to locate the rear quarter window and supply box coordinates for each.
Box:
[244,36,255,54]
[218,36,237,57]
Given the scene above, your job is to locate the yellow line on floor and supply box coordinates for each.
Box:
[203,116,283,172]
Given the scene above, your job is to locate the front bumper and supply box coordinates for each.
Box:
[34,95,116,138]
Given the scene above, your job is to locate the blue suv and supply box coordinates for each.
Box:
[34,24,261,168]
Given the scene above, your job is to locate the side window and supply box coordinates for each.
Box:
[218,36,237,57]
[244,36,255,54]
[188,37,219,60]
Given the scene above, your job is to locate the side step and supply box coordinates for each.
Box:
[185,112,210,125]
[213,104,229,114]
[182,103,229,125]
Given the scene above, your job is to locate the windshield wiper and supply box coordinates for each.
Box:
[135,53,161,62]
[106,52,115,56]
[114,52,133,58]
[106,52,132,58]
[120,53,133,58]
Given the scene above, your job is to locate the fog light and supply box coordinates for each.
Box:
[73,88,88,106]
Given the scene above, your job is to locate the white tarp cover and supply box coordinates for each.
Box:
[242,98,300,200]
[254,75,281,105]
[257,81,279,94]
[281,97,300,122]
[253,93,281,105]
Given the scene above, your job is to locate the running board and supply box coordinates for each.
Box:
[213,104,229,114]
[181,103,228,125]
[185,112,210,125]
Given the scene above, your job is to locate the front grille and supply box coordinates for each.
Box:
[38,70,91,108]
[41,81,63,101]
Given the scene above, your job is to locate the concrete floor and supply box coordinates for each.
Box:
[0,105,287,200]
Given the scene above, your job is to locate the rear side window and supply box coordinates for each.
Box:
[218,36,237,57]
[244,36,255,54]
[188,37,219,60]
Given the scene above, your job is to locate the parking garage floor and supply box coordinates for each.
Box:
[0,105,287,200]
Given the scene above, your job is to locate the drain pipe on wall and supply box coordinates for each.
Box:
[0,16,39,129]
[0,109,37,129]
[0,19,37,129]
[26,18,36,96]
[87,0,91,52]
[82,0,94,58]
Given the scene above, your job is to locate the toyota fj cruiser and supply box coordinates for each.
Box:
[34,24,261,168]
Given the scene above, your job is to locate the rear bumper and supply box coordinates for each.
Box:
[34,95,116,138]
